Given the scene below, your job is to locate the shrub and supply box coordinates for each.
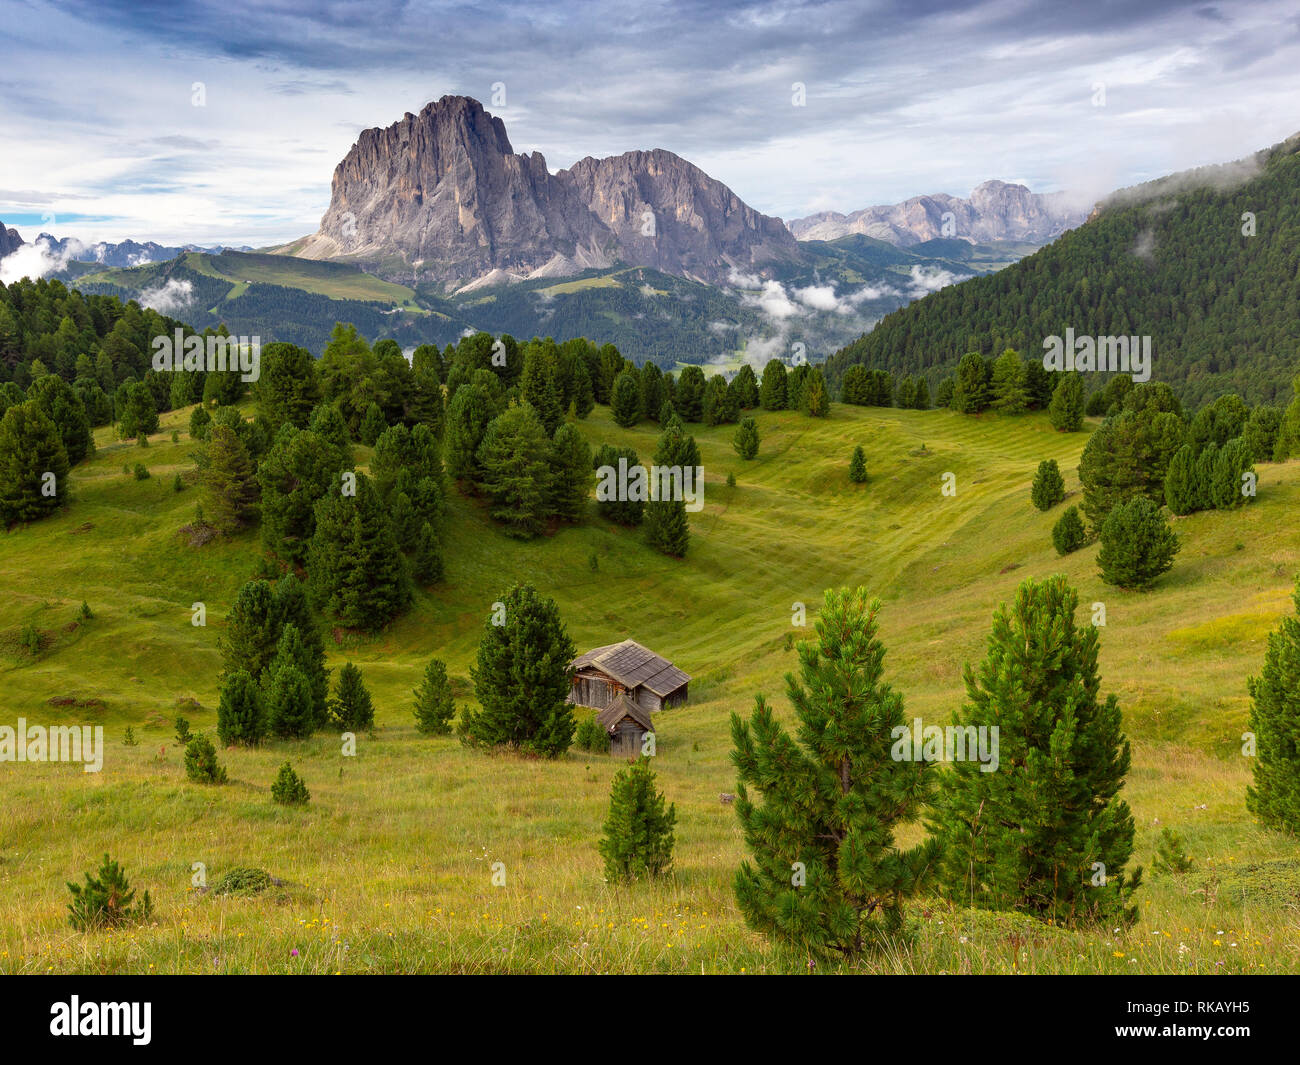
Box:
[1097,496,1180,589]
[1151,827,1195,876]
[1246,579,1300,833]
[270,761,310,806]
[67,854,153,931]
[1052,505,1087,555]
[79,601,93,620]
[575,713,608,753]
[123,726,138,746]
[849,445,867,483]
[732,417,759,459]
[1030,459,1065,511]
[133,462,150,481]
[598,756,676,881]
[184,734,228,784]
[211,867,274,896]
[174,716,192,745]
[173,472,184,493]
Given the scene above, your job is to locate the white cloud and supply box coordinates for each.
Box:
[0,236,83,284]
[137,278,194,315]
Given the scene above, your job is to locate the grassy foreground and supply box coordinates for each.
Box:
[2,400,1299,974]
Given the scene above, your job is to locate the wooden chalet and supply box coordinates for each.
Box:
[568,639,690,713]
[596,692,655,756]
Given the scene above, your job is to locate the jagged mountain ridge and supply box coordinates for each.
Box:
[787,180,1088,247]
[287,95,799,291]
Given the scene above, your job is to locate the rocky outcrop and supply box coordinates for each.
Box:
[294,96,798,289]
[787,180,1088,246]
[0,222,24,260]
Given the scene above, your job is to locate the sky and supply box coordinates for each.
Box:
[1,0,1298,248]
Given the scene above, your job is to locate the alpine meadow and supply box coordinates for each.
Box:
[3,0,1300,1028]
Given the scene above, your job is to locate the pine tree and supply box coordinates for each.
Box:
[759,359,788,411]
[573,357,595,419]
[732,417,760,460]
[443,383,495,483]
[330,662,375,732]
[592,444,644,526]
[475,403,552,538]
[950,352,990,413]
[913,377,931,410]
[1048,371,1086,431]
[267,662,315,739]
[27,374,93,465]
[66,854,153,931]
[0,400,70,526]
[270,762,310,806]
[220,580,280,683]
[990,348,1028,413]
[1246,579,1300,832]
[1030,458,1066,511]
[521,345,563,435]
[216,669,266,746]
[411,522,444,585]
[611,369,642,427]
[730,588,935,956]
[258,427,342,565]
[184,734,228,784]
[598,757,677,881]
[308,402,352,461]
[1211,437,1253,510]
[464,584,576,756]
[801,370,830,417]
[549,422,594,522]
[928,576,1140,925]
[643,420,693,558]
[264,623,324,731]
[116,380,159,440]
[307,472,412,631]
[273,574,329,727]
[1098,496,1180,589]
[1194,441,1219,511]
[359,401,387,446]
[413,658,456,735]
[1052,505,1087,555]
[732,363,760,409]
[849,445,867,483]
[256,342,320,432]
[197,423,259,535]
[1163,443,1200,515]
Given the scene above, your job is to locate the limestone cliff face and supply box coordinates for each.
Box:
[295,96,797,289]
[788,180,1087,246]
[0,222,24,260]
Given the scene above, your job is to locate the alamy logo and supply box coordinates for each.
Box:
[1043,328,1151,382]
[0,719,103,772]
[151,328,261,382]
[595,457,705,512]
[890,718,1000,772]
[50,997,151,1045]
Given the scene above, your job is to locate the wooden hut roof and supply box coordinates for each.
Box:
[595,691,655,735]
[572,639,690,697]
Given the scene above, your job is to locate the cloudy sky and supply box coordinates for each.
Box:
[2,0,1298,247]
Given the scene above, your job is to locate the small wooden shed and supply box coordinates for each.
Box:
[568,639,690,712]
[596,692,655,756]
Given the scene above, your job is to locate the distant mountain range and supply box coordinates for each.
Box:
[0,223,250,272]
[786,180,1088,246]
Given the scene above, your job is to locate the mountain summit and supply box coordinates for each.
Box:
[289,95,798,290]
[787,180,1087,246]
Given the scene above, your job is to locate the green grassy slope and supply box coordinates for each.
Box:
[2,403,1298,973]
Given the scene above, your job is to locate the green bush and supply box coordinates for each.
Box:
[211,867,274,896]
[122,726,138,746]
[1030,459,1065,511]
[1151,827,1195,876]
[133,462,149,480]
[1052,505,1087,555]
[184,734,228,784]
[575,713,608,753]
[174,715,192,745]
[270,761,310,806]
[67,854,153,931]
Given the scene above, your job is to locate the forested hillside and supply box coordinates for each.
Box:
[825,133,1300,407]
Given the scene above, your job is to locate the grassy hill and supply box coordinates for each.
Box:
[2,402,1299,973]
